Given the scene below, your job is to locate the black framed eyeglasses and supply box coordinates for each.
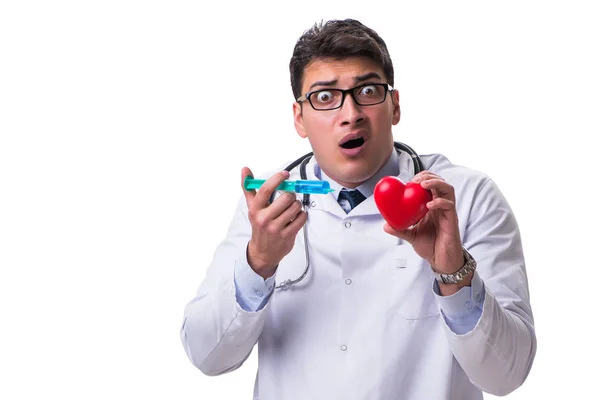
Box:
[296,83,393,111]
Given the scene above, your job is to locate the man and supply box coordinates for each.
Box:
[180,19,536,399]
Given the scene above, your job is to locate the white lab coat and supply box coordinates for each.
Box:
[180,151,536,400]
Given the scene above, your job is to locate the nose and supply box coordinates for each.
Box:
[339,92,365,126]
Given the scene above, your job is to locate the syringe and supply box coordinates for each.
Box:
[243,176,334,195]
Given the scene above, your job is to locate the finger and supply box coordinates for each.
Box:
[412,170,440,183]
[426,197,456,211]
[281,209,308,237]
[263,191,298,221]
[420,178,455,199]
[241,167,256,205]
[274,199,304,230]
[383,222,416,244]
[254,171,291,207]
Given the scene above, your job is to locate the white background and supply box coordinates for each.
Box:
[1,1,598,399]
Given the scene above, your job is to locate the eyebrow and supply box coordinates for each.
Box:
[307,72,384,91]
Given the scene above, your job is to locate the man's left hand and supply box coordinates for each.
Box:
[383,171,471,291]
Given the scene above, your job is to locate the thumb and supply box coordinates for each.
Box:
[383,222,416,244]
[241,167,256,204]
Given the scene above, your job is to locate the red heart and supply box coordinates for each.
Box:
[374,176,433,231]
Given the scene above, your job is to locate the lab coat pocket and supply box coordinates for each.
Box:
[388,246,440,320]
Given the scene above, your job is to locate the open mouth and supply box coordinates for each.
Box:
[340,137,365,149]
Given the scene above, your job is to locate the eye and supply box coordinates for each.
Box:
[358,85,378,96]
[315,91,333,103]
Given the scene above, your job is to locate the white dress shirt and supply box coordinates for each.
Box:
[180,149,536,399]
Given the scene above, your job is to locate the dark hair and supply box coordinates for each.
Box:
[289,19,395,100]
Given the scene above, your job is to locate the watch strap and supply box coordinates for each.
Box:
[433,247,477,284]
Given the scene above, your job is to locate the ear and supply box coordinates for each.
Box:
[293,102,308,138]
[391,89,401,125]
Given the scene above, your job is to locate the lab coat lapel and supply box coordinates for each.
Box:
[309,191,347,218]
[349,195,380,216]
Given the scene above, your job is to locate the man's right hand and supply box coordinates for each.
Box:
[241,167,308,279]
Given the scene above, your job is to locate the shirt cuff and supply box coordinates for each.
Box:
[233,246,276,312]
[433,271,485,335]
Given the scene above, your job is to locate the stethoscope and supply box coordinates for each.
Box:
[274,141,425,290]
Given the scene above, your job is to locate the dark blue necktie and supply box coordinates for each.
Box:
[337,189,366,213]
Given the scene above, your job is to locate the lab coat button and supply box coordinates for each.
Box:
[396,259,407,268]
[465,301,473,309]
[345,279,352,285]
[341,345,347,351]
[256,290,264,296]
[344,221,351,228]
[310,201,316,208]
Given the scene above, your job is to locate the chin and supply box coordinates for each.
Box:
[335,167,376,187]
[318,152,378,186]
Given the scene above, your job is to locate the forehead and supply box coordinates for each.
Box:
[301,56,385,92]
